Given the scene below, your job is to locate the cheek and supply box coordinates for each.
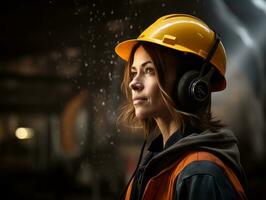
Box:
[149,81,164,104]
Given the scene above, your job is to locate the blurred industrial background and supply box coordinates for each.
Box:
[0,0,265,199]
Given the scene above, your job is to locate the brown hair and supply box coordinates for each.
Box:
[117,41,224,137]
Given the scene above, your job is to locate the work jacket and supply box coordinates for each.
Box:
[122,129,247,200]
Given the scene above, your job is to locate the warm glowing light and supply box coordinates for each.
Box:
[15,127,34,139]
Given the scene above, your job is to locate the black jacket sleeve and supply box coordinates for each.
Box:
[174,160,237,200]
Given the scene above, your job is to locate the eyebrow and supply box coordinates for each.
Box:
[131,61,152,70]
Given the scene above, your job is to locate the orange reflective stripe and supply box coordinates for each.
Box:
[170,151,247,200]
[124,179,134,200]
[183,152,246,199]
[124,151,247,200]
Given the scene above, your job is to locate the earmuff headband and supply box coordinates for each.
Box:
[199,32,221,78]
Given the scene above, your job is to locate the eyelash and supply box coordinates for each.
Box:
[130,71,137,78]
[144,67,154,74]
[130,67,154,78]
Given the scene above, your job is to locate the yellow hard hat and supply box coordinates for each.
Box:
[115,14,226,91]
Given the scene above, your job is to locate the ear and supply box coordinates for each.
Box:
[177,70,210,112]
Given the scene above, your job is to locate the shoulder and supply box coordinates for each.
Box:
[174,151,234,182]
[178,159,231,183]
[174,160,237,199]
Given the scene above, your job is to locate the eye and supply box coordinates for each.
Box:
[130,71,137,78]
[144,67,155,75]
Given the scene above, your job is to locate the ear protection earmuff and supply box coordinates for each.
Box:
[177,33,221,112]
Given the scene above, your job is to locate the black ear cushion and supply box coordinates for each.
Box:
[177,70,206,111]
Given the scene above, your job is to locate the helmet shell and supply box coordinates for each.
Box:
[115,14,227,91]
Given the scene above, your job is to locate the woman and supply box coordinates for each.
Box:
[115,14,247,200]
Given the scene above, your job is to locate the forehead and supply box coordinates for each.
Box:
[132,46,153,67]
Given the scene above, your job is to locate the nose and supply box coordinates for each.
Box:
[129,78,144,91]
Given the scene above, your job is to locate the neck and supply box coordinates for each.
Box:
[154,113,181,146]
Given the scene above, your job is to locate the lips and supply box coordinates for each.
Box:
[133,97,147,105]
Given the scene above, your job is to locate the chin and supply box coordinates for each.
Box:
[135,109,152,120]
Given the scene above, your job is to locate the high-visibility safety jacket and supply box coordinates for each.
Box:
[124,151,247,200]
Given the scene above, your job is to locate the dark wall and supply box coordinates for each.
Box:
[0,0,265,199]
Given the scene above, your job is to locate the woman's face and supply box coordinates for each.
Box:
[129,45,176,119]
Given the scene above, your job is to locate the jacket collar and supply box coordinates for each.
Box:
[148,129,183,152]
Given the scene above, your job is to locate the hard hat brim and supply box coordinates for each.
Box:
[115,38,192,62]
[115,39,139,62]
